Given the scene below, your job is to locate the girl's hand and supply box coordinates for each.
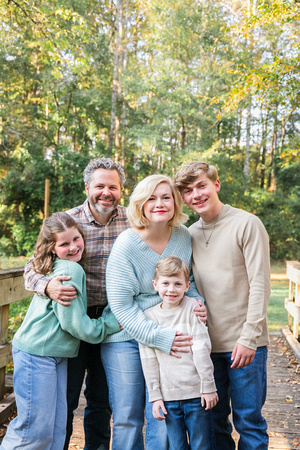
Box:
[170,331,192,358]
[152,400,167,420]
[46,276,77,305]
[201,392,219,410]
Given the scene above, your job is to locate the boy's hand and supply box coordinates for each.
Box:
[46,276,77,305]
[170,331,193,358]
[193,299,207,324]
[201,392,218,410]
[153,400,167,421]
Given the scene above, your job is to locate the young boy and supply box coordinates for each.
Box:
[139,256,218,450]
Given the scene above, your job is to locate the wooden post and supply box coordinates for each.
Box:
[285,261,300,339]
[0,305,9,399]
[44,179,50,219]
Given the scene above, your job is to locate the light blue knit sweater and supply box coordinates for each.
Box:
[102,225,203,354]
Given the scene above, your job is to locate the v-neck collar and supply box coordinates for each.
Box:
[129,226,179,258]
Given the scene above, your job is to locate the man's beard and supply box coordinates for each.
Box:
[92,199,117,216]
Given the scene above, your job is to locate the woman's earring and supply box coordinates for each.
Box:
[52,253,56,261]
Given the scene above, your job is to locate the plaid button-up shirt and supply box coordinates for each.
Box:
[24,201,129,307]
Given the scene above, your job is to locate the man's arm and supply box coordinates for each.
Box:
[24,258,77,305]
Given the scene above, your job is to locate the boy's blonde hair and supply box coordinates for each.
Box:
[33,212,86,275]
[126,174,188,229]
[174,161,218,193]
[154,256,190,284]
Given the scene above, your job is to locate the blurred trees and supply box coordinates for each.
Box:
[0,0,299,260]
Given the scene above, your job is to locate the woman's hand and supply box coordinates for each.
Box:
[194,299,207,324]
[170,331,193,358]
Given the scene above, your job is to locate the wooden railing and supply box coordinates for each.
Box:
[0,266,31,422]
[285,261,300,339]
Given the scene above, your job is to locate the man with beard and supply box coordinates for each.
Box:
[23,157,129,449]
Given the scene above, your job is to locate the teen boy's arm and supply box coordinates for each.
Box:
[231,216,271,369]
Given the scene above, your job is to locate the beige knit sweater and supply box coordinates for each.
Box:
[139,296,216,403]
[189,204,270,353]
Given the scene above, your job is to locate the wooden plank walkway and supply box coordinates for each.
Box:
[0,333,298,448]
[67,332,300,450]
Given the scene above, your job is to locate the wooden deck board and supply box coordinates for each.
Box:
[0,333,298,449]
[68,333,300,449]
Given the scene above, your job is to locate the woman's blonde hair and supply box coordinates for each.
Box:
[33,212,86,275]
[126,174,188,229]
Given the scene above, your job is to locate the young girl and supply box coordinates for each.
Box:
[1,212,120,450]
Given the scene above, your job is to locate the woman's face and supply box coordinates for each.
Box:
[143,182,175,225]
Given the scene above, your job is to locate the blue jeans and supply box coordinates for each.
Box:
[1,347,67,449]
[101,340,168,450]
[211,346,268,450]
[64,340,111,450]
[165,397,216,450]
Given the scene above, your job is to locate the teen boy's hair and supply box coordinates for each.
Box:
[174,161,218,193]
[154,256,190,284]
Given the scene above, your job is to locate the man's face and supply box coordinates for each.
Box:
[180,173,220,218]
[85,168,123,217]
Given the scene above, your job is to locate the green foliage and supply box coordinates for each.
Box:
[267,280,289,332]
[8,299,31,342]
[244,186,300,260]
[0,0,299,261]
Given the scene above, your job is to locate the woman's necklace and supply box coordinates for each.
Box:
[202,216,219,247]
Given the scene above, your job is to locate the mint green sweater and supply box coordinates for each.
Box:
[13,259,120,357]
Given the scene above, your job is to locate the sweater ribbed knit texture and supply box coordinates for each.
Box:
[103,225,202,355]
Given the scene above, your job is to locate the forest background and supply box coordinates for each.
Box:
[0,0,299,262]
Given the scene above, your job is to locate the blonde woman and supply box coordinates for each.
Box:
[101,175,206,450]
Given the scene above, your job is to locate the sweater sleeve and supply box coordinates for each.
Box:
[237,216,271,350]
[180,228,204,302]
[106,234,176,354]
[139,342,162,402]
[190,307,216,394]
[24,257,49,299]
[52,262,120,343]
[187,272,204,303]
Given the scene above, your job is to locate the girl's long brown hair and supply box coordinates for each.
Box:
[32,212,86,275]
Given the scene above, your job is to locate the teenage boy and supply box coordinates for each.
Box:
[174,161,271,450]
[139,256,218,450]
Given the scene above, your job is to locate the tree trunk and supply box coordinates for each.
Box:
[244,101,251,187]
[108,0,123,157]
